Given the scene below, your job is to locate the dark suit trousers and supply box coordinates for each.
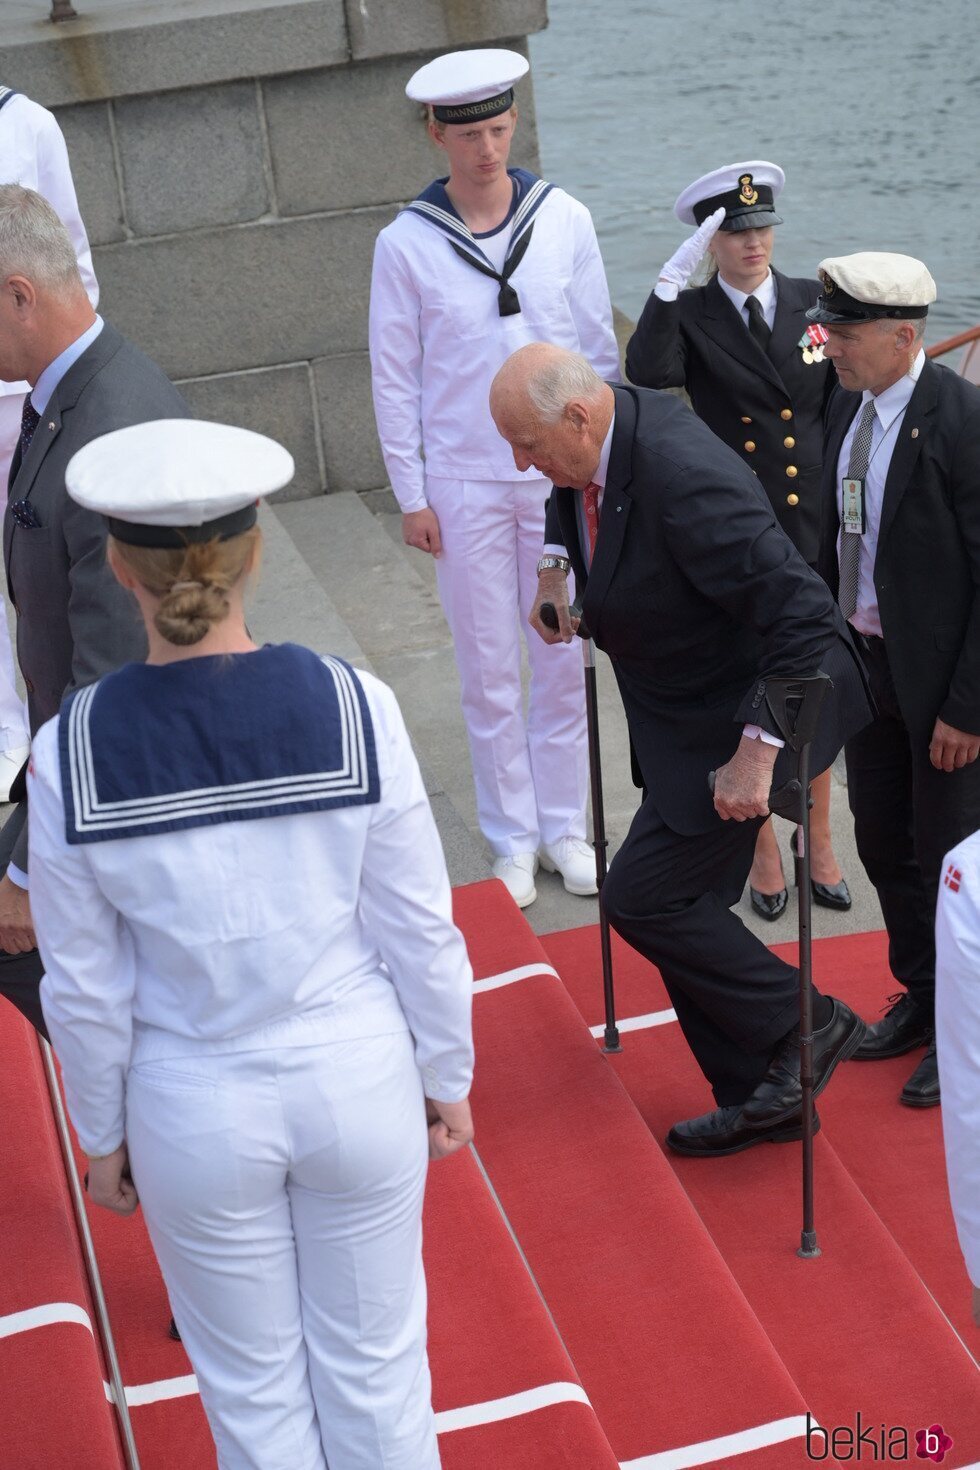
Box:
[0,803,48,1040]
[845,637,980,1014]
[601,796,806,1107]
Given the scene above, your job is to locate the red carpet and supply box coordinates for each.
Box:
[543,918,980,1465]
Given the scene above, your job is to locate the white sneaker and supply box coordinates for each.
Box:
[0,744,30,804]
[492,852,538,909]
[539,836,598,896]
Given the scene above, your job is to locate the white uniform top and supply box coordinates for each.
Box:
[0,89,100,397]
[935,830,980,1288]
[28,664,475,1157]
[370,184,619,512]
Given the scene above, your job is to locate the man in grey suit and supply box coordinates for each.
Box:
[0,184,190,1031]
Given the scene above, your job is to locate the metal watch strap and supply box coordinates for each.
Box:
[537,555,571,575]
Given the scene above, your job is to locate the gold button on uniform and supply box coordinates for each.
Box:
[780,409,793,421]
[741,416,752,424]
[786,465,798,478]
[787,493,800,506]
[744,440,756,452]
[783,436,795,449]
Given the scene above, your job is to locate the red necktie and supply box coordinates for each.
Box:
[583,481,601,563]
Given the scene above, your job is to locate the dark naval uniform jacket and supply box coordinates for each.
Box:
[816,359,980,747]
[625,269,835,565]
[545,385,872,835]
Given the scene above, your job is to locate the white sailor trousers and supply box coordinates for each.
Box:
[425,473,588,855]
[126,1016,438,1470]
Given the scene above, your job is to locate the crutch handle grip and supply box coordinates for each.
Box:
[540,600,590,640]
[707,769,806,821]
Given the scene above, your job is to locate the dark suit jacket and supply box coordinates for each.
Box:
[546,385,872,834]
[625,270,835,563]
[816,359,980,745]
[2,321,190,871]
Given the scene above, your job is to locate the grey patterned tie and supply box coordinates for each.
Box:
[837,399,877,621]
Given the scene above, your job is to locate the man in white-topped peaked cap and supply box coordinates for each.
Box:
[813,252,980,1110]
[30,418,474,1470]
[370,47,619,908]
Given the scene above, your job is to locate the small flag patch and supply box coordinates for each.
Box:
[944,864,962,893]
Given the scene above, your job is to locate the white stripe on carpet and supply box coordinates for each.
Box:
[619,1414,809,1468]
[434,1381,590,1432]
[124,1373,199,1407]
[474,963,559,993]
[590,1007,677,1037]
[0,1301,94,1339]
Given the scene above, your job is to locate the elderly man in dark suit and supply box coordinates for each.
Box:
[490,342,874,1157]
[813,252,980,1110]
[0,183,189,1032]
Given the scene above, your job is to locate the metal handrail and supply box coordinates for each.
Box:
[927,324,980,359]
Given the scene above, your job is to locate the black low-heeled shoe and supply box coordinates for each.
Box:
[790,830,852,912]
[749,885,788,921]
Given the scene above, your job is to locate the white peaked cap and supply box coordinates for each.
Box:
[66,420,294,538]
[674,160,785,228]
[406,49,528,112]
[816,252,937,310]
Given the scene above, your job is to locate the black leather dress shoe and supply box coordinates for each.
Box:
[666,1103,819,1158]
[854,991,933,1060]
[741,998,866,1129]
[749,886,788,921]
[900,1040,940,1108]
[169,1316,182,1342]
[789,830,851,911]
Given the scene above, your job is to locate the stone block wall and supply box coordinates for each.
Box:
[8,0,547,499]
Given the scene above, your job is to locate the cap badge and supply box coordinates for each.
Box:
[738,173,758,206]
[823,274,837,297]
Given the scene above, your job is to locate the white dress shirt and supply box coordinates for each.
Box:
[0,90,99,398]
[836,349,925,638]
[28,667,475,1154]
[716,268,777,331]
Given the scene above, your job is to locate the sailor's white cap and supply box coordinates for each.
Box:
[807,252,937,325]
[66,419,294,547]
[675,160,785,232]
[406,49,528,123]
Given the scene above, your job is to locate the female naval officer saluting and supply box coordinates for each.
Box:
[27,419,475,1470]
[626,161,851,925]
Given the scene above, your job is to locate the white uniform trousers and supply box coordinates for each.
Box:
[0,394,31,755]
[126,1015,439,1470]
[425,474,588,856]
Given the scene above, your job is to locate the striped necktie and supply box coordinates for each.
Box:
[838,399,877,621]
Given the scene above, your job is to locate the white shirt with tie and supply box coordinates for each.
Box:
[716,269,777,332]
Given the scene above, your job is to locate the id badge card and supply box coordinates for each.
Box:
[841,477,865,534]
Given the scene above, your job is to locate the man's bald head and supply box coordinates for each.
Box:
[490,344,614,490]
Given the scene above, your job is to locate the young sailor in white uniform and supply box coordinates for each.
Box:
[935,830,980,1331]
[27,419,475,1470]
[369,49,620,907]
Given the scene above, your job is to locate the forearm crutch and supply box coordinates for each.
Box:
[541,602,621,1052]
[764,673,832,1259]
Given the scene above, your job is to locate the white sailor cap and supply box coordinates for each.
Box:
[807,252,937,325]
[65,419,295,548]
[406,48,528,124]
[674,160,785,232]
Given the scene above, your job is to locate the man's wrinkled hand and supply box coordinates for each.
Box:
[402,507,442,557]
[712,735,778,821]
[530,569,578,644]
[929,718,980,772]
[0,873,35,953]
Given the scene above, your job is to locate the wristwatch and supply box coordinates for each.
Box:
[536,555,571,576]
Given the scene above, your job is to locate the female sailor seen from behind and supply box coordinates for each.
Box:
[28,419,474,1470]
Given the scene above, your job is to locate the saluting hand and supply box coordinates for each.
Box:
[402,507,443,557]
[712,735,778,821]
[658,206,727,293]
[929,718,980,772]
[86,1143,139,1216]
[425,1097,474,1160]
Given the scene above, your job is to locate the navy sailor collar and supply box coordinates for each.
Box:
[59,644,380,844]
[403,168,554,274]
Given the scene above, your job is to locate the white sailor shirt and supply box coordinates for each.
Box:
[28,646,475,1156]
[369,175,619,512]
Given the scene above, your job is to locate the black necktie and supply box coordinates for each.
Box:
[746,295,772,354]
[20,396,40,455]
[450,224,535,317]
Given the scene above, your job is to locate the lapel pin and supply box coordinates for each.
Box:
[48,422,56,431]
[911,428,919,438]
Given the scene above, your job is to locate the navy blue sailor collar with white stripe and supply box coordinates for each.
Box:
[59,643,380,844]
[404,168,554,314]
